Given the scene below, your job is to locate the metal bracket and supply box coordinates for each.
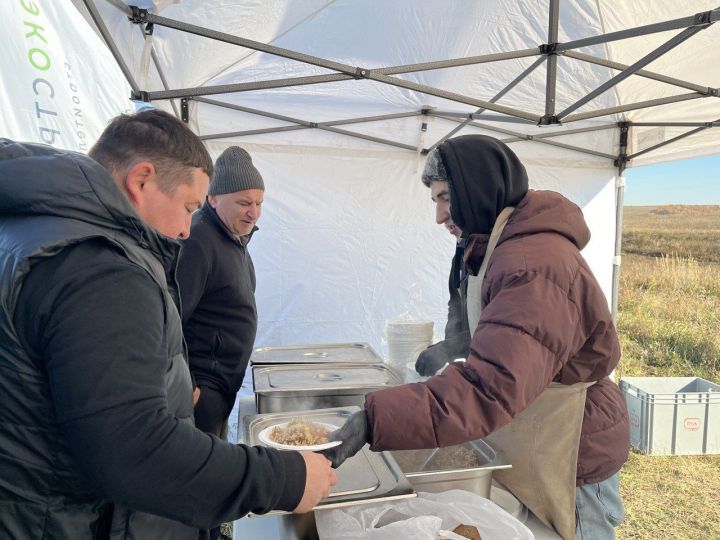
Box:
[420,148,430,155]
[614,154,629,168]
[708,87,719,97]
[143,22,154,36]
[693,10,714,26]
[131,90,150,102]
[128,6,149,24]
[180,98,189,123]
[538,114,560,126]
[354,67,370,79]
[539,43,558,55]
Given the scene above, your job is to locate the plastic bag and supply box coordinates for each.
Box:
[315,489,535,540]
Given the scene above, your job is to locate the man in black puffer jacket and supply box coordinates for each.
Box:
[178,146,264,444]
[0,111,335,540]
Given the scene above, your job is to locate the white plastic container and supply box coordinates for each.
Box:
[619,376,720,455]
[384,319,433,374]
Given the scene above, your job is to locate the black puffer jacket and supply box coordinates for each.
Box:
[177,204,258,395]
[0,140,305,539]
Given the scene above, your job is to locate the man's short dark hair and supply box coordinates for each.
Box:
[89,109,213,192]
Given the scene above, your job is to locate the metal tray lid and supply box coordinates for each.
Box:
[254,363,402,393]
[241,406,415,511]
[251,342,382,365]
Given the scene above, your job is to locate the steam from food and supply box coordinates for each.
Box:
[269,418,330,446]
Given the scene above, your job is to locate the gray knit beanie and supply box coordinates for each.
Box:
[421,148,449,187]
[208,146,265,195]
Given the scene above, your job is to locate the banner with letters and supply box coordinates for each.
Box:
[0,0,130,152]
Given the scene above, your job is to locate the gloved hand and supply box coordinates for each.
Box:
[415,342,449,376]
[322,410,370,468]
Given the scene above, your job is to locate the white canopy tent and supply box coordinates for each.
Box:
[2,0,719,356]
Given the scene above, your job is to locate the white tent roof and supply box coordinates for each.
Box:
[3,1,719,354]
[72,0,720,167]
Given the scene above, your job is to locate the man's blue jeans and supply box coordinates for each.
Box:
[575,472,625,539]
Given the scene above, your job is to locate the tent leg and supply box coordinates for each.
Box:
[611,172,627,324]
[611,124,630,324]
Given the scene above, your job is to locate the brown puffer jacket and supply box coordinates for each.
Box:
[366,190,629,485]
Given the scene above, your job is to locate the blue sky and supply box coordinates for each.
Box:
[624,154,720,205]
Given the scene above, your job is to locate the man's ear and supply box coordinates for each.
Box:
[207,194,218,208]
[123,161,157,205]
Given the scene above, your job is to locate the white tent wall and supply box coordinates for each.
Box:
[0,1,130,151]
[205,137,617,355]
[5,0,719,355]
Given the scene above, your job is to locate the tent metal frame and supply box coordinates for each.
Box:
[83,0,720,319]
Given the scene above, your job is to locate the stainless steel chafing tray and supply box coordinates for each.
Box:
[242,407,414,509]
[250,342,383,366]
[390,439,510,498]
[240,407,415,539]
[252,363,402,414]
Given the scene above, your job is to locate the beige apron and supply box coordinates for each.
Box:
[466,207,592,540]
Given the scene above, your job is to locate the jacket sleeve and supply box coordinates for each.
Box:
[16,242,305,527]
[177,235,210,324]
[366,270,587,450]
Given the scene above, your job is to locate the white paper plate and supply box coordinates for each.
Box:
[258,421,341,451]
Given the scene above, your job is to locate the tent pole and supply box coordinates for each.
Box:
[435,117,617,160]
[630,121,720,127]
[368,72,541,122]
[627,126,711,161]
[541,0,560,124]
[193,98,419,150]
[501,123,618,143]
[421,112,536,124]
[563,51,715,95]
[375,49,540,75]
[611,123,630,323]
[556,8,719,52]
[557,24,714,120]
[426,56,546,152]
[564,92,705,123]
[82,0,140,94]
[195,96,420,126]
[144,74,353,101]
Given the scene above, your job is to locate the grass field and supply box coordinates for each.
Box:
[616,205,720,540]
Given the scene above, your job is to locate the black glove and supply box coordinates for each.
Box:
[322,410,370,468]
[415,342,449,376]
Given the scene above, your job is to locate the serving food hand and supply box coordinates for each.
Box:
[321,410,370,468]
[293,452,337,513]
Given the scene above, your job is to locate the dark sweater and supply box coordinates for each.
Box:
[177,204,258,395]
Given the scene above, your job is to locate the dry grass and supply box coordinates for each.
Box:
[616,205,720,540]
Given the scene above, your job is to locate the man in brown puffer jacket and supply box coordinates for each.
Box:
[326,135,629,539]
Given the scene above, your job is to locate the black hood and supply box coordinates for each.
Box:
[438,135,529,236]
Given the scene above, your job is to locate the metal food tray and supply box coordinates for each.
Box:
[390,439,511,498]
[250,342,382,365]
[242,406,415,511]
[252,363,403,414]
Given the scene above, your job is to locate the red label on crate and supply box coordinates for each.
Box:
[630,411,640,429]
[683,418,700,431]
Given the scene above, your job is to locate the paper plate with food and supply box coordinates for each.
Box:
[259,417,342,451]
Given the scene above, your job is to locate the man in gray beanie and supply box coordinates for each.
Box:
[414,147,472,376]
[177,145,264,445]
